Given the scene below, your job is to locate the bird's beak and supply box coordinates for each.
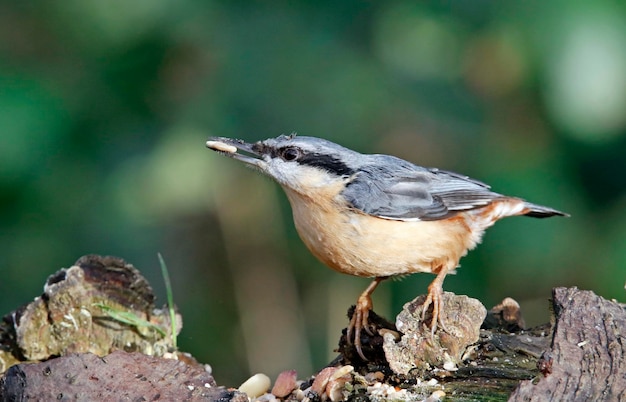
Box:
[205,136,266,169]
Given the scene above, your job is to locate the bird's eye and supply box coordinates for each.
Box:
[280,147,301,161]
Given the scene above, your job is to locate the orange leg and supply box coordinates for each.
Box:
[421,267,450,335]
[346,277,386,360]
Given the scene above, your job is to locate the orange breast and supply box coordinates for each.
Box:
[283,187,488,278]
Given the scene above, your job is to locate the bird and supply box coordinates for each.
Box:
[205,134,567,360]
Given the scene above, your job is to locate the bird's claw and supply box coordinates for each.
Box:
[346,293,374,361]
[345,277,387,361]
[421,278,449,336]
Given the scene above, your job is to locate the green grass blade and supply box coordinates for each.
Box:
[158,252,178,350]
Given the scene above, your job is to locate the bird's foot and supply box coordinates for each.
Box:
[345,277,388,361]
[346,292,374,361]
[421,278,450,336]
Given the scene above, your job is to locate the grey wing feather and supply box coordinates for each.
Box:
[342,158,505,221]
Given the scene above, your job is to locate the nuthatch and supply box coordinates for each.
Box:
[206,134,567,360]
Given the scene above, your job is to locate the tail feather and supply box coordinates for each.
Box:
[523,202,569,218]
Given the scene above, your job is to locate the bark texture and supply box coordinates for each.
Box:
[0,350,247,402]
[1,255,624,402]
[509,287,626,402]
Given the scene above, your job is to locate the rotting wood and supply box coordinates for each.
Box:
[1,256,624,401]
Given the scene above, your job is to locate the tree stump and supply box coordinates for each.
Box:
[1,256,624,401]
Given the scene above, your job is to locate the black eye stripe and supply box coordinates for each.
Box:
[298,153,355,176]
[256,143,355,176]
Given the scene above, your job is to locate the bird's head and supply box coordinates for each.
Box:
[206,134,362,192]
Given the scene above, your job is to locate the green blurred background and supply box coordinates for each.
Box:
[1,0,625,386]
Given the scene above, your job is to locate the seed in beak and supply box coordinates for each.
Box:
[206,140,237,154]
